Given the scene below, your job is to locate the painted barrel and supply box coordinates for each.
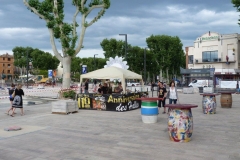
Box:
[202,95,216,114]
[141,101,158,123]
[168,108,193,142]
[220,94,232,108]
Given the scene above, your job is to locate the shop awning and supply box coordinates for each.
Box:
[214,69,236,75]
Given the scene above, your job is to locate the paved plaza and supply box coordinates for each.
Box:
[0,91,240,160]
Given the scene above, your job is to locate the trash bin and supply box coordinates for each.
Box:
[198,87,203,93]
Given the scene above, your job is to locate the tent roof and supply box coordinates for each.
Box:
[80,67,142,93]
[80,66,142,80]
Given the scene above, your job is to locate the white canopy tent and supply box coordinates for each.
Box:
[80,66,143,93]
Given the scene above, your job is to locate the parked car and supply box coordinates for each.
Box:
[127,81,140,87]
[188,79,213,88]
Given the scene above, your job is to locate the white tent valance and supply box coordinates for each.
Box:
[80,66,142,93]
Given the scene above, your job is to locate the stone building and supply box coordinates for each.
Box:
[0,53,15,80]
[182,31,240,86]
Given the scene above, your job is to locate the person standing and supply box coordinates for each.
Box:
[158,82,167,114]
[98,84,103,94]
[114,82,123,93]
[84,79,89,93]
[6,84,16,115]
[102,83,109,94]
[167,81,179,104]
[11,84,24,117]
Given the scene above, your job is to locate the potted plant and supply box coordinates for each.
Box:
[52,89,78,114]
[62,90,76,100]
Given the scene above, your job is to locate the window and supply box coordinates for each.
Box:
[202,51,218,62]
[7,70,10,73]
[3,64,5,67]
[8,64,10,67]
[8,58,11,61]
[188,55,193,64]
[3,58,5,60]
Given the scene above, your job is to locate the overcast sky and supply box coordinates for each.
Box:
[0,0,239,58]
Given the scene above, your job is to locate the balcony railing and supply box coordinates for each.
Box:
[194,58,236,64]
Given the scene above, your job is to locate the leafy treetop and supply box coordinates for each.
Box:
[23,0,110,59]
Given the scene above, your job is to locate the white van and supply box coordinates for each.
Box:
[188,79,213,88]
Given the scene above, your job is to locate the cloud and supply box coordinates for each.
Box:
[0,1,240,59]
[0,27,48,39]
[167,6,187,14]
[0,10,3,16]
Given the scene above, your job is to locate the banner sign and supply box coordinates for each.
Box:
[77,92,148,112]
[48,70,53,78]
[82,65,87,74]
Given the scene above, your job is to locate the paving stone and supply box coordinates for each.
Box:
[0,93,239,159]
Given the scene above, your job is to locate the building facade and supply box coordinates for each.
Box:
[182,31,240,86]
[0,53,15,80]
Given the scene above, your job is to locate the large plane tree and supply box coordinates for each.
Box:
[23,0,110,88]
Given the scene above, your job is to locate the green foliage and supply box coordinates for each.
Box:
[13,47,60,71]
[72,73,80,82]
[71,56,107,73]
[100,36,185,81]
[38,70,48,77]
[100,38,128,59]
[25,0,111,57]
[146,35,185,76]
[63,90,76,99]
[232,0,240,25]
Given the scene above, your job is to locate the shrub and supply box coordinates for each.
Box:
[62,90,76,100]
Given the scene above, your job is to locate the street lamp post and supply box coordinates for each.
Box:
[144,48,148,84]
[79,63,83,93]
[26,51,29,89]
[94,54,98,70]
[119,34,127,61]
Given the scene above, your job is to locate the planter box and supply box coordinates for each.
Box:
[52,100,78,114]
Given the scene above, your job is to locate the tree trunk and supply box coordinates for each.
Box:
[159,69,163,82]
[62,56,71,89]
[147,72,150,83]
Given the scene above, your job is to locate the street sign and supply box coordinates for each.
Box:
[48,70,53,78]
[82,65,87,74]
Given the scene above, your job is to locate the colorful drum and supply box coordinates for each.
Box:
[202,95,216,114]
[220,93,232,108]
[141,101,158,123]
[168,108,193,142]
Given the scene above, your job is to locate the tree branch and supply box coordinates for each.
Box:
[74,14,86,57]
[23,0,62,62]
[23,0,47,21]
[81,0,86,11]
[53,0,68,56]
[73,6,79,37]
[85,4,104,17]
[48,28,63,62]
[87,8,105,27]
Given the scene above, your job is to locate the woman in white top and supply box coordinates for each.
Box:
[167,81,179,104]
